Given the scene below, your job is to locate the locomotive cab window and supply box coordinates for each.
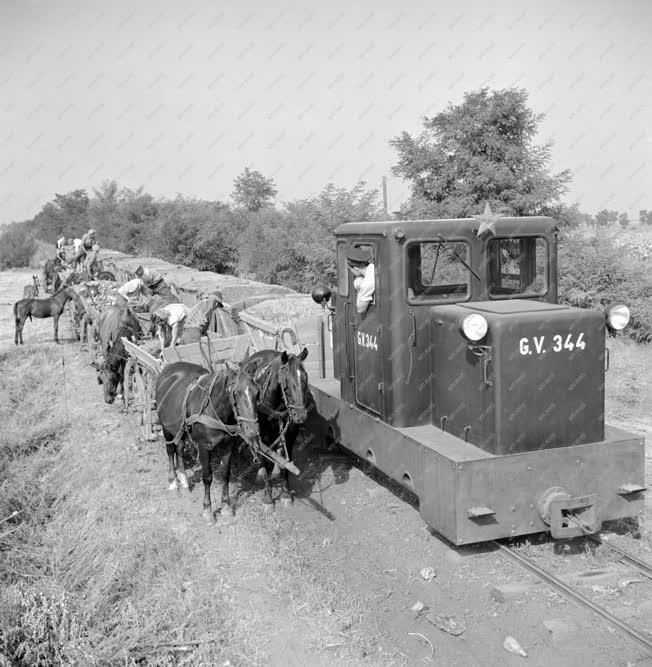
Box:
[407,241,470,302]
[349,243,376,306]
[488,237,547,297]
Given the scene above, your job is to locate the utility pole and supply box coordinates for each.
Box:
[382,176,388,218]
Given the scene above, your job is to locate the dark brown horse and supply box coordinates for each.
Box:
[93,306,142,404]
[242,348,310,508]
[14,286,81,345]
[155,362,261,522]
[43,258,64,293]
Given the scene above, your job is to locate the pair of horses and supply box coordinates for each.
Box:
[14,283,82,345]
[155,348,310,522]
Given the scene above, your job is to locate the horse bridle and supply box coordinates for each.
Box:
[278,365,308,417]
[256,358,307,421]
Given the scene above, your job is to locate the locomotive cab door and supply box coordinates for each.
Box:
[345,242,384,416]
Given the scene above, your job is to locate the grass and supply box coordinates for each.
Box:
[0,346,388,666]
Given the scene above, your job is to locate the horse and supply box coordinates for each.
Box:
[22,275,39,299]
[155,362,261,522]
[43,258,64,293]
[93,305,142,404]
[14,285,81,345]
[242,348,310,508]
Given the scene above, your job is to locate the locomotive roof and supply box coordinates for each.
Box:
[334,216,557,237]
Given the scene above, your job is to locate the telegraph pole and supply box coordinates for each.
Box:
[382,176,388,218]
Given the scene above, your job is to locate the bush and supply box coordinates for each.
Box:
[0,224,36,269]
[559,228,652,343]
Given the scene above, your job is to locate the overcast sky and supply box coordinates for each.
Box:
[1,0,650,224]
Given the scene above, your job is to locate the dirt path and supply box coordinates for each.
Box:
[2,269,651,666]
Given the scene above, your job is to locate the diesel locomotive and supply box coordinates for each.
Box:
[309,213,646,545]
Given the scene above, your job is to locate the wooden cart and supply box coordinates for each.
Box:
[122,333,252,441]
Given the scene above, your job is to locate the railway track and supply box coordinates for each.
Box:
[494,537,652,656]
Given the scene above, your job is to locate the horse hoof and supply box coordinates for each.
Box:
[280,496,293,508]
[168,480,178,491]
[262,502,275,513]
[220,505,234,518]
[202,509,216,524]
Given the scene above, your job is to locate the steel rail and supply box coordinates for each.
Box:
[586,535,652,581]
[493,541,652,656]
[565,515,652,582]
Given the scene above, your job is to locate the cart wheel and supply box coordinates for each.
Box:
[133,369,155,441]
[123,358,134,409]
[143,378,155,441]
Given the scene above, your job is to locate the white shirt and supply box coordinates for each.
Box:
[158,303,188,326]
[57,237,65,248]
[72,238,83,253]
[354,263,375,312]
[117,278,144,300]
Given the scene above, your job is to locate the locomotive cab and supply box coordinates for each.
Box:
[309,215,645,543]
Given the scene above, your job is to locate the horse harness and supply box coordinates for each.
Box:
[171,370,259,455]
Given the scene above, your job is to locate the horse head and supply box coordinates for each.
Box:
[226,367,261,445]
[278,348,310,424]
[91,353,118,404]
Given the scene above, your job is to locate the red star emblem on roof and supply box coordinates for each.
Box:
[474,202,503,238]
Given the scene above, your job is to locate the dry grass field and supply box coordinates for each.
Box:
[0,269,650,666]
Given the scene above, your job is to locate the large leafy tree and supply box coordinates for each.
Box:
[390,87,572,219]
[231,167,278,212]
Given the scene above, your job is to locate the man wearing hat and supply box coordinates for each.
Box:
[182,291,224,343]
[81,228,96,251]
[135,266,177,300]
[152,302,189,352]
[347,245,375,315]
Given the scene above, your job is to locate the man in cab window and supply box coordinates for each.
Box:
[347,246,375,316]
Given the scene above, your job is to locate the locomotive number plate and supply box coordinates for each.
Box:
[519,332,586,356]
[357,331,378,350]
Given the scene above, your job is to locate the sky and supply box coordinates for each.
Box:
[1,0,651,224]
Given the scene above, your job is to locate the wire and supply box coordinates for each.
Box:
[60,341,70,424]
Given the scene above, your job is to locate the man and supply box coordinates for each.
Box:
[56,236,67,262]
[71,237,86,270]
[115,277,146,307]
[152,302,188,351]
[182,292,224,343]
[81,228,96,251]
[136,266,176,299]
[347,246,375,315]
[85,243,101,275]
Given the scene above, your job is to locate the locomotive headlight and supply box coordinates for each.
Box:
[460,313,488,342]
[606,304,630,331]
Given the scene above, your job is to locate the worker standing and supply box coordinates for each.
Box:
[72,238,85,270]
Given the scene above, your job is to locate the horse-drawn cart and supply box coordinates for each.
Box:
[122,333,252,440]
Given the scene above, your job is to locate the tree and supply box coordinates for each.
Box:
[0,222,36,269]
[639,210,650,225]
[231,167,278,212]
[618,212,630,228]
[53,189,89,217]
[390,87,572,219]
[595,209,618,227]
